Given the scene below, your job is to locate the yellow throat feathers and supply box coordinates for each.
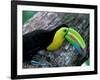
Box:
[47,30,64,51]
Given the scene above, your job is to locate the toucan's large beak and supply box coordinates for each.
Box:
[64,28,86,55]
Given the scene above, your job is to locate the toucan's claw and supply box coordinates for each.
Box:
[31,60,48,67]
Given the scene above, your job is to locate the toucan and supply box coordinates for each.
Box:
[23,24,86,62]
[23,24,68,62]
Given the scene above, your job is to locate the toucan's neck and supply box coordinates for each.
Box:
[47,30,65,51]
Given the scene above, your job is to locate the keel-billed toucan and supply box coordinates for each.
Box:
[23,24,86,62]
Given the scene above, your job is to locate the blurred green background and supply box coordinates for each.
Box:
[22,11,37,24]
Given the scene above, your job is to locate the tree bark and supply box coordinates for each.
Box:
[23,12,89,68]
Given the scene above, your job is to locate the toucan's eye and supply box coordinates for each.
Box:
[63,29,67,32]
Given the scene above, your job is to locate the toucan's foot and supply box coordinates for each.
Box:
[31,60,49,67]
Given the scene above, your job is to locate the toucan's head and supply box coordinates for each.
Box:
[47,24,86,55]
[56,27,69,38]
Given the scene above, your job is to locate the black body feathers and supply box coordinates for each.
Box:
[23,24,68,62]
